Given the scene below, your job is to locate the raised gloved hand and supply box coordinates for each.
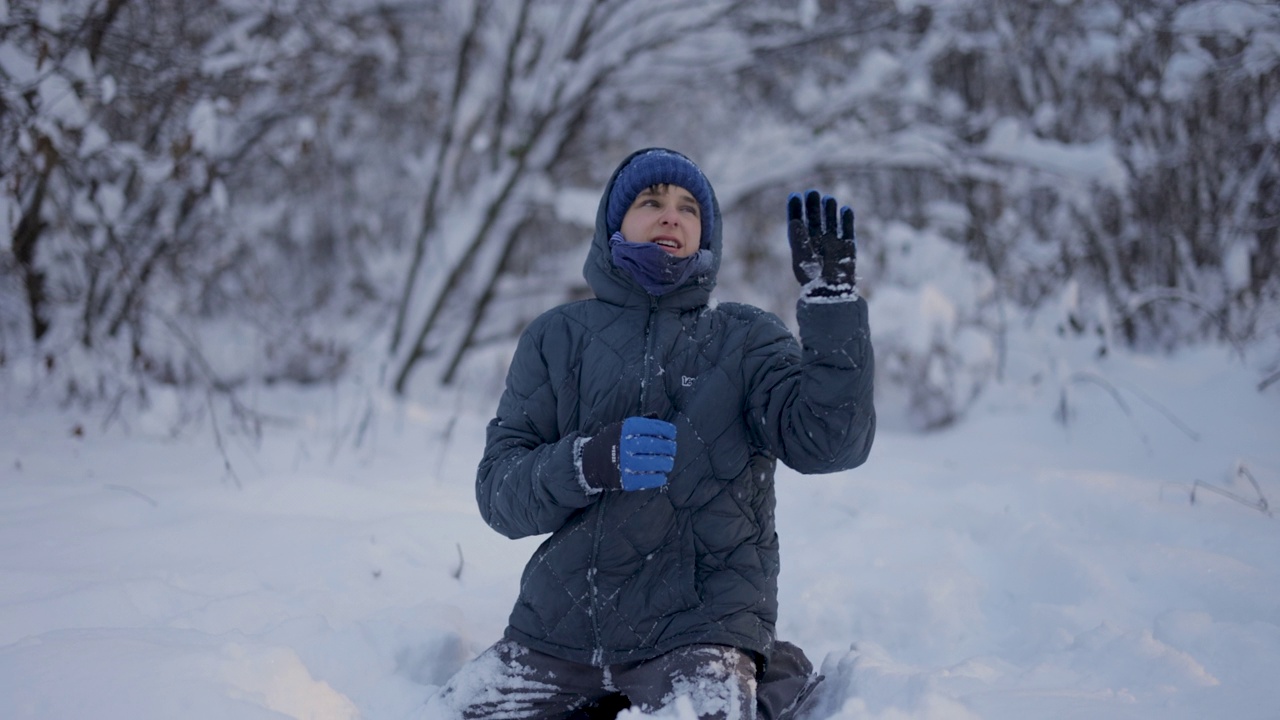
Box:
[580,416,676,491]
[788,190,857,300]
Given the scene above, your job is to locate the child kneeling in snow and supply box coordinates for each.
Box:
[428,148,875,719]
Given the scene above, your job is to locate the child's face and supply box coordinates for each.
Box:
[619,184,703,258]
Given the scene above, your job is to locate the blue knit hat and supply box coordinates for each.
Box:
[606,148,715,244]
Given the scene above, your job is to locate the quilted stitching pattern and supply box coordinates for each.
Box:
[481,295,874,667]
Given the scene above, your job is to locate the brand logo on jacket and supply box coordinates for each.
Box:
[681,375,695,388]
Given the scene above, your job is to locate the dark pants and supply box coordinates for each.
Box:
[426,640,759,719]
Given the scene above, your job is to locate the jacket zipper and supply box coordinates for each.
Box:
[588,500,606,665]
[588,297,661,667]
[640,295,660,410]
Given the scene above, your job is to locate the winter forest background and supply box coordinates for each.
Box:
[3,2,1280,719]
[3,0,1278,428]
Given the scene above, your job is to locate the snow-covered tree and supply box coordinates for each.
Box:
[706,0,1280,429]
[3,0,1276,432]
[385,0,751,393]
[2,1,432,403]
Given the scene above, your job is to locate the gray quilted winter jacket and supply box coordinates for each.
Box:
[476,150,875,668]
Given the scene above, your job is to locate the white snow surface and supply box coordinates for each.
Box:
[2,336,1278,719]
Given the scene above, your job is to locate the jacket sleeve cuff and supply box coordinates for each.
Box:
[576,434,627,494]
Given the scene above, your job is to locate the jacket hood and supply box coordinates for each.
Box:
[583,148,722,308]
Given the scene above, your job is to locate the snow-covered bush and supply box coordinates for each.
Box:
[864,220,1000,431]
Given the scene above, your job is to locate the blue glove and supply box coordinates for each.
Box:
[580,416,676,491]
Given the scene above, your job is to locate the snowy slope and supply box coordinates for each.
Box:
[1,339,1277,720]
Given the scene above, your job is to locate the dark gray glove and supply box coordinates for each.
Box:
[788,190,857,300]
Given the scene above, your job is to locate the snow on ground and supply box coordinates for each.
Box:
[1,338,1278,719]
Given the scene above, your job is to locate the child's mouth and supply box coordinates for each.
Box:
[654,237,680,253]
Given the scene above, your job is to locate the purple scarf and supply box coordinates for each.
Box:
[609,232,713,296]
